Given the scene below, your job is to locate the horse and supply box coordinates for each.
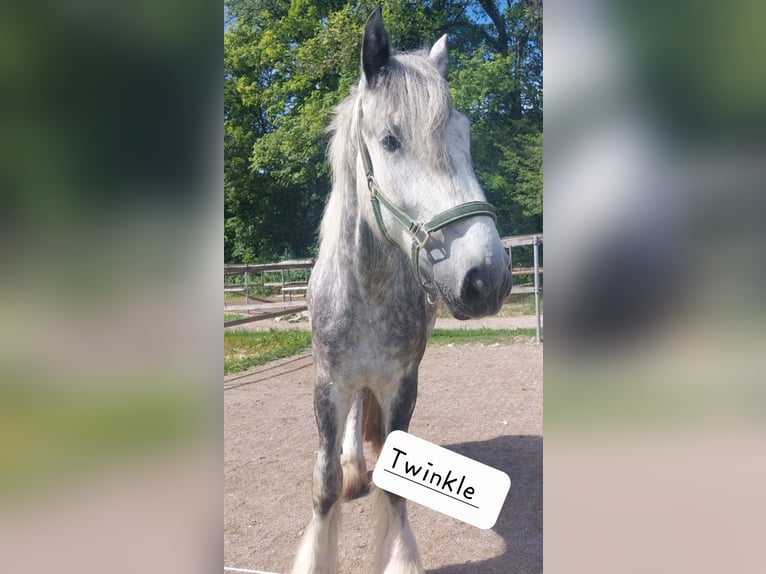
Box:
[292,8,512,574]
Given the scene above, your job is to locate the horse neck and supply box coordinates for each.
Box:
[320,171,414,299]
[318,95,422,299]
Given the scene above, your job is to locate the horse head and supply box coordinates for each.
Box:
[355,8,512,319]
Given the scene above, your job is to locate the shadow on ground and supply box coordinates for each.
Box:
[429,435,542,574]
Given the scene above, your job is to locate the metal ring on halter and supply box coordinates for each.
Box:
[412,226,430,250]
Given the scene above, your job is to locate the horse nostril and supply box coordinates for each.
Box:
[462,266,490,304]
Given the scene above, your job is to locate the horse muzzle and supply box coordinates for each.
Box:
[462,263,512,315]
[438,258,512,320]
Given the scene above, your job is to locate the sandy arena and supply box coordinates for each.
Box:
[225,316,542,573]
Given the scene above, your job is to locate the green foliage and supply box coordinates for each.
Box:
[224,1,542,263]
[224,328,312,374]
[451,46,542,239]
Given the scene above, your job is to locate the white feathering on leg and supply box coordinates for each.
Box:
[291,506,341,574]
[373,489,424,574]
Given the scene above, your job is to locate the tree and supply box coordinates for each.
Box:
[224,0,542,263]
[450,0,543,243]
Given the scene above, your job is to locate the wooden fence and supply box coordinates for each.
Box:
[224,259,314,327]
[224,234,542,340]
[502,233,543,342]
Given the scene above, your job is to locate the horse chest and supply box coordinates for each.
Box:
[313,300,431,384]
[309,248,436,388]
[342,312,426,374]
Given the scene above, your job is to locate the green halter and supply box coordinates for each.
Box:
[356,100,497,294]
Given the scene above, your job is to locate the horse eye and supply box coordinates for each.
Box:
[380,134,400,152]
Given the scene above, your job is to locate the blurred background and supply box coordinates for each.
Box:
[0,0,221,573]
[545,0,766,571]
[0,0,764,573]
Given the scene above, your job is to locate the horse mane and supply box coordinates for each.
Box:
[319,49,452,253]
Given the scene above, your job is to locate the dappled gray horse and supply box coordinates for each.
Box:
[293,8,511,574]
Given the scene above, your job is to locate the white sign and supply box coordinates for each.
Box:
[372,430,511,529]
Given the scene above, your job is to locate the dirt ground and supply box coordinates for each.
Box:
[224,316,542,574]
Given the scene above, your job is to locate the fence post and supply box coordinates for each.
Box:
[533,235,542,343]
[244,272,250,312]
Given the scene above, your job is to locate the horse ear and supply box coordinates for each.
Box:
[362,7,390,87]
[429,34,449,77]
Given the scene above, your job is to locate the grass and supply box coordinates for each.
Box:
[224,329,312,375]
[223,327,539,375]
[429,327,538,346]
[224,313,246,322]
[505,292,543,317]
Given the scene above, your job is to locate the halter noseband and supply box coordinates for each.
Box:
[355,99,497,295]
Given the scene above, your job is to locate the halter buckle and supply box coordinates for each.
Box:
[412,225,430,249]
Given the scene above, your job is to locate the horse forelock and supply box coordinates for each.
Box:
[319,50,454,251]
[365,52,452,170]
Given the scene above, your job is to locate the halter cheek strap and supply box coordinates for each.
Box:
[356,100,497,294]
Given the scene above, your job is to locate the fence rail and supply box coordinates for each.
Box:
[501,233,543,248]
[224,259,315,327]
[224,259,314,276]
[224,234,542,340]
[502,233,543,342]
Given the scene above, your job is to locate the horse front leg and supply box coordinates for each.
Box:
[340,389,370,500]
[292,372,351,574]
[374,369,425,574]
